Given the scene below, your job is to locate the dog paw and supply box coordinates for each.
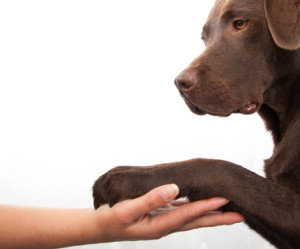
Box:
[92,166,151,209]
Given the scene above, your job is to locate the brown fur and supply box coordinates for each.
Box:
[265,0,300,50]
[93,0,300,248]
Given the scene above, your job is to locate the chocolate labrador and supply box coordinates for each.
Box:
[93,0,300,248]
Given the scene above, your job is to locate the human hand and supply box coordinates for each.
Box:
[88,184,244,243]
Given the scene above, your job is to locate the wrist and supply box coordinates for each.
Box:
[79,207,112,244]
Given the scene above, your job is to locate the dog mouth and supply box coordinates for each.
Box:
[183,96,257,117]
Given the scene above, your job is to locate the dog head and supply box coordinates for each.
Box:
[175,0,300,117]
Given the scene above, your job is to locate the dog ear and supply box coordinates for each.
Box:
[265,0,300,50]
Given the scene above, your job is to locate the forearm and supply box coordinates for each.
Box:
[0,205,99,249]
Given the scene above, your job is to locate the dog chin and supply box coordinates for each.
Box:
[188,102,258,117]
[183,97,229,117]
[188,105,232,117]
[182,95,258,117]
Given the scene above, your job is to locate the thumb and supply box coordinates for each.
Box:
[123,184,179,221]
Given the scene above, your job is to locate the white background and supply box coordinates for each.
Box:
[0,1,275,248]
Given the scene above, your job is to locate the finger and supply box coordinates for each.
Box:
[116,184,179,222]
[175,211,245,232]
[143,197,230,235]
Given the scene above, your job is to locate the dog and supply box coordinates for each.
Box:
[93,0,300,248]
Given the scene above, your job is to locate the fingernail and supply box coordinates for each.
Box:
[211,197,230,206]
[161,184,179,202]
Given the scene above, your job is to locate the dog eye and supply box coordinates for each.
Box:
[234,20,248,30]
[201,36,207,45]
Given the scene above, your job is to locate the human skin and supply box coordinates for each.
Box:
[0,184,244,249]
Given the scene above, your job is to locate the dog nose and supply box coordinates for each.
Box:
[174,69,197,92]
